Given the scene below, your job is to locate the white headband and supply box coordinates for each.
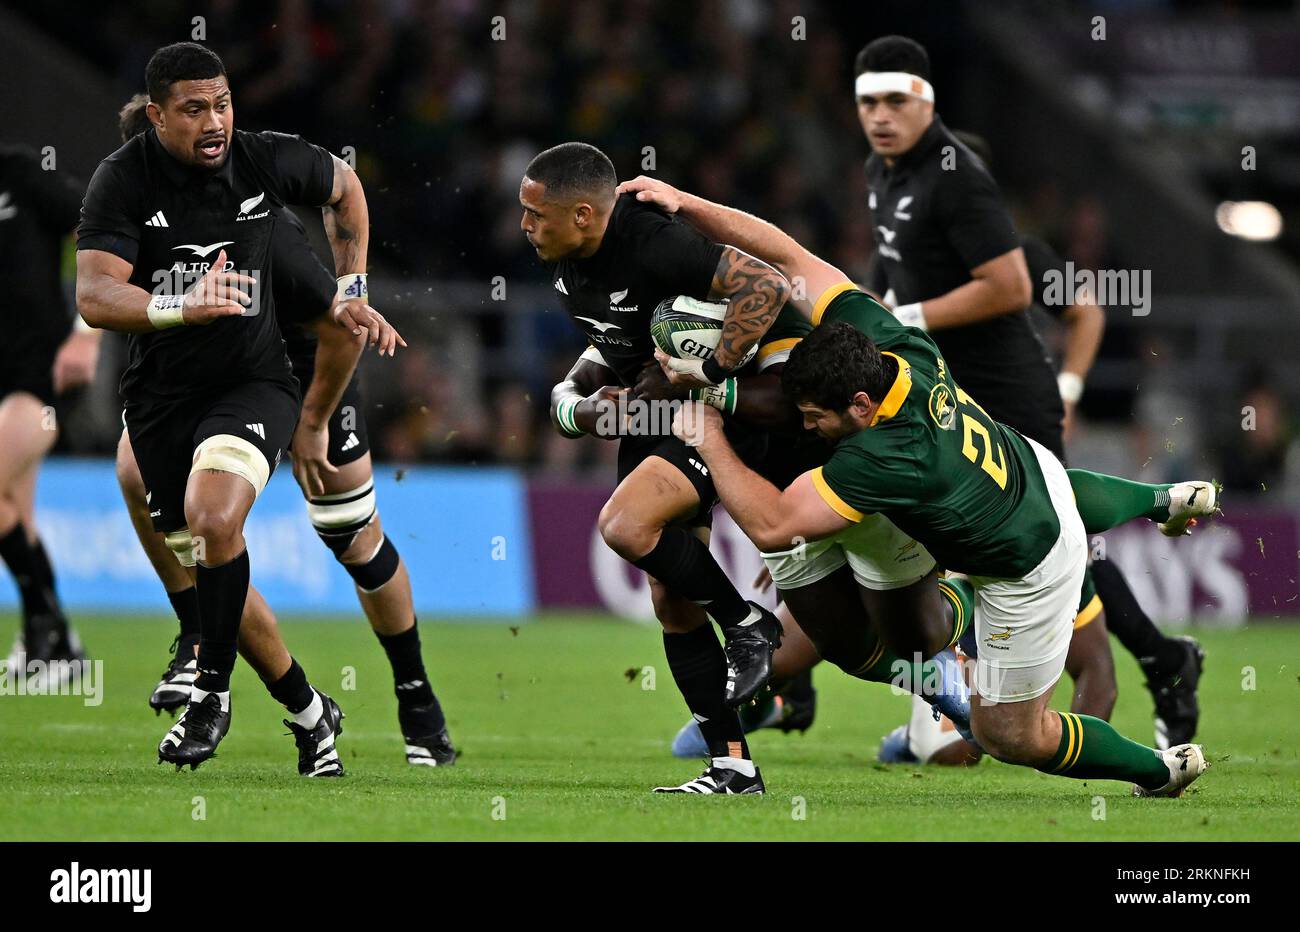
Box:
[854,71,935,104]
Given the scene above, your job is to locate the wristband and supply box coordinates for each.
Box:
[1058,372,1084,405]
[700,355,731,386]
[336,274,368,302]
[892,302,927,331]
[555,397,584,437]
[146,293,186,329]
[690,378,738,415]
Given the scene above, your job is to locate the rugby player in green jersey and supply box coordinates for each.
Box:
[621,175,1217,796]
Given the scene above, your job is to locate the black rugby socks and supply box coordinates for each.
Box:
[632,527,752,629]
[193,550,250,694]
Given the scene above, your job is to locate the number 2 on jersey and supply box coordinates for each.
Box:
[956,388,1008,489]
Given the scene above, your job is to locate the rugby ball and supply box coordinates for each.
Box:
[649,296,758,368]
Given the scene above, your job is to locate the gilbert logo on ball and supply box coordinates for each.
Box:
[650,296,758,367]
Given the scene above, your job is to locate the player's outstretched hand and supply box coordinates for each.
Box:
[51,330,100,395]
[182,249,255,324]
[290,420,338,498]
[334,298,407,356]
[654,347,714,389]
[616,176,684,214]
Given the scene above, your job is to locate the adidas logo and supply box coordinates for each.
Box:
[340,432,360,452]
[245,422,265,439]
[145,211,169,228]
[554,278,568,295]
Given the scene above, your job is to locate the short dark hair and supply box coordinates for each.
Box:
[524,142,617,203]
[953,131,993,171]
[145,42,226,104]
[782,321,895,412]
[854,35,931,81]
[119,93,152,143]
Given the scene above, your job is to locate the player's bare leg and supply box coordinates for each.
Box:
[311,452,454,766]
[1064,610,1118,720]
[602,454,781,708]
[599,455,767,793]
[117,430,202,714]
[970,660,1206,796]
[0,392,83,679]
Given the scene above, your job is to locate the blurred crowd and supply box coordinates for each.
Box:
[21,0,1299,495]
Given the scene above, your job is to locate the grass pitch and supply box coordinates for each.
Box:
[1,614,1296,841]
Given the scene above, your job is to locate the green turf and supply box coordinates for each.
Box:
[0,614,1296,841]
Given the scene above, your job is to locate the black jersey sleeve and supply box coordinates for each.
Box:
[626,202,724,299]
[932,162,1020,272]
[1021,234,1070,319]
[259,132,336,207]
[272,209,336,326]
[75,156,141,265]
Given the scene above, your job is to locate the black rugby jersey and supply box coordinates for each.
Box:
[0,146,84,357]
[550,194,724,388]
[77,128,334,401]
[864,118,1063,448]
[271,208,336,379]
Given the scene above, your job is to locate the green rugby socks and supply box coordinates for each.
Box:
[1040,711,1170,789]
[1066,469,1174,534]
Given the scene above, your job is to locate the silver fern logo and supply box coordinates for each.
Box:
[236,191,269,220]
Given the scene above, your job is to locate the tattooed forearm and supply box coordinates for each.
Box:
[323,155,369,276]
[708,245,791,370]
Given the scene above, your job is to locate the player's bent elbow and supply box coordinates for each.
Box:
[750,523,794,554]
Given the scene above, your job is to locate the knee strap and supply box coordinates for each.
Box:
[191,433,271,495]
[164,527,197,567]
[307,479,377,557]
[346,534,400,593]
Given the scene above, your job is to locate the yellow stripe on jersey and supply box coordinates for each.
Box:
[812,467,864,523]
[1074,594,1103,630]
[811,282,860,326]
[757,337,801,362]
[870,352,913,425]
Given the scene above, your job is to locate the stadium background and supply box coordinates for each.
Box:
[2,0,1298,624]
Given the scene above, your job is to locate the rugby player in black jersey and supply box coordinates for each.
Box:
[111,95,455,769]
[0,145,97,687]
[522,142,795,793]
[854,35,1203,750]
[77,43,386,773]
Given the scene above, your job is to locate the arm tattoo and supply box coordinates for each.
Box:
[708,245,790,369]
[323,207,361,276]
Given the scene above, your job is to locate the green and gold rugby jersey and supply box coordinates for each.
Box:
[809,283,1061,578]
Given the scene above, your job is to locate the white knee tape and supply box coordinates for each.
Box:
[190,433,271,496]
[306,479,377,533]
[164,527,197,567]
